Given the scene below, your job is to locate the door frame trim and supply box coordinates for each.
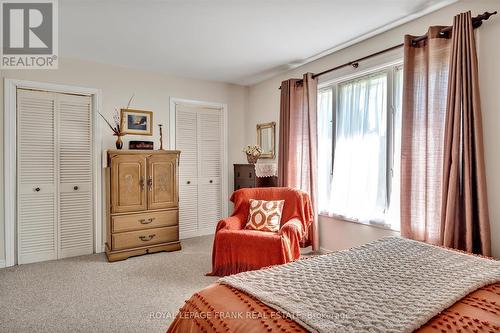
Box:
[169,97,229,227]
[4,79,103,267]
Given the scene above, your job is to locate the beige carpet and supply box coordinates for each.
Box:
[0,235,217,333]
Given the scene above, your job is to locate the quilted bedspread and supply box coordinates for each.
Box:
[167,237,500,333]
[219,237,500,333]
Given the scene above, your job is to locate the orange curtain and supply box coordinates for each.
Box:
[440,12,491,256]
[401,11,491,255]
[278,73,318,250]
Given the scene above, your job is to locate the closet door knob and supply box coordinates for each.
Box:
[35,187,40,192]
[73,186,79,191]
[187,181,191,184]
[209,180,213,184]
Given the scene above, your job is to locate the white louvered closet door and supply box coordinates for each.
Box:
[176,107,199,239]
[17,90,57,264]
[197,110,222,233]
[175,104,223,238]
[58,94,93,258]
[17,89,94,264]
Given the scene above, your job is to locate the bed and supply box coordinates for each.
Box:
[167,237,500,333]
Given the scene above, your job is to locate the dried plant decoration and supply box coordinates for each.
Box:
[99,110,122,136]
[98,94,136,136]
[98,94,136,149]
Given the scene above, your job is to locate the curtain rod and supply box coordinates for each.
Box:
[279,11,496,88]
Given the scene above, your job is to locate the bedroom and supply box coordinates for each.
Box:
[0,0,499,332]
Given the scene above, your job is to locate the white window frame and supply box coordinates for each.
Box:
[318,60,403,230]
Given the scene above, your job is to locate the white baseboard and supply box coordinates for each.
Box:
[0,259,5,268]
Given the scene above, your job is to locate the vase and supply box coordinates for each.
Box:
[246,153,260,164]
[115,136,123,150]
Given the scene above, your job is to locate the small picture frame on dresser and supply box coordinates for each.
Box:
[121,109,153,136]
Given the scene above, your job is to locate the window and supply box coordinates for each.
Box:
[318,64,403,230]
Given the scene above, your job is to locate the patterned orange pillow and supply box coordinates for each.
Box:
[245,199,284,232]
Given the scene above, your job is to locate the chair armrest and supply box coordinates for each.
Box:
[216,216,246,231]
[279,218,303,237]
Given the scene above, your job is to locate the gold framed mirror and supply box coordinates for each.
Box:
[256,122,276,159]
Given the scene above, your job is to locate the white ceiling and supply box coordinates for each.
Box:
[60,0,457,86]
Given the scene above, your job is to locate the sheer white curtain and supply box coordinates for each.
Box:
[317,89,333,214]
[318,73,388,222]
[386,67,403,230]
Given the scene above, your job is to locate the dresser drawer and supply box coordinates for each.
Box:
[234,179,256,190]
[112,226,178,250]
[112,210,178,233]
[234,165,255,180]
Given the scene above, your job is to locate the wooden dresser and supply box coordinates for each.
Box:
[105,150,181,262]
[234,164,257,190]
[233,164,278,190]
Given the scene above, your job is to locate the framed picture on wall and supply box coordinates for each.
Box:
[121,109,153,135]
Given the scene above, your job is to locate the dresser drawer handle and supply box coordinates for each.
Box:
[139,218,153,224]
[139,234,155,241]
[249,172,252,178]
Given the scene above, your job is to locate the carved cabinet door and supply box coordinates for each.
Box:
[147,154,178,210]
[111,155,147,213]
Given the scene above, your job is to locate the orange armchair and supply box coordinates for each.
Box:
[208,187,313,276]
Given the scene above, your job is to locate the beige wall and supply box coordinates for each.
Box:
[2,0,499,263]
[319,216,399,252]
[0,58,249,263]
[246,0,500,257]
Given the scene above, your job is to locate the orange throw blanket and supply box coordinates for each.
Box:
[208,188,313,276]
[167,282,500,333]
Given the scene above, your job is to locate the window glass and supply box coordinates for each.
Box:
[318,65,403,229]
